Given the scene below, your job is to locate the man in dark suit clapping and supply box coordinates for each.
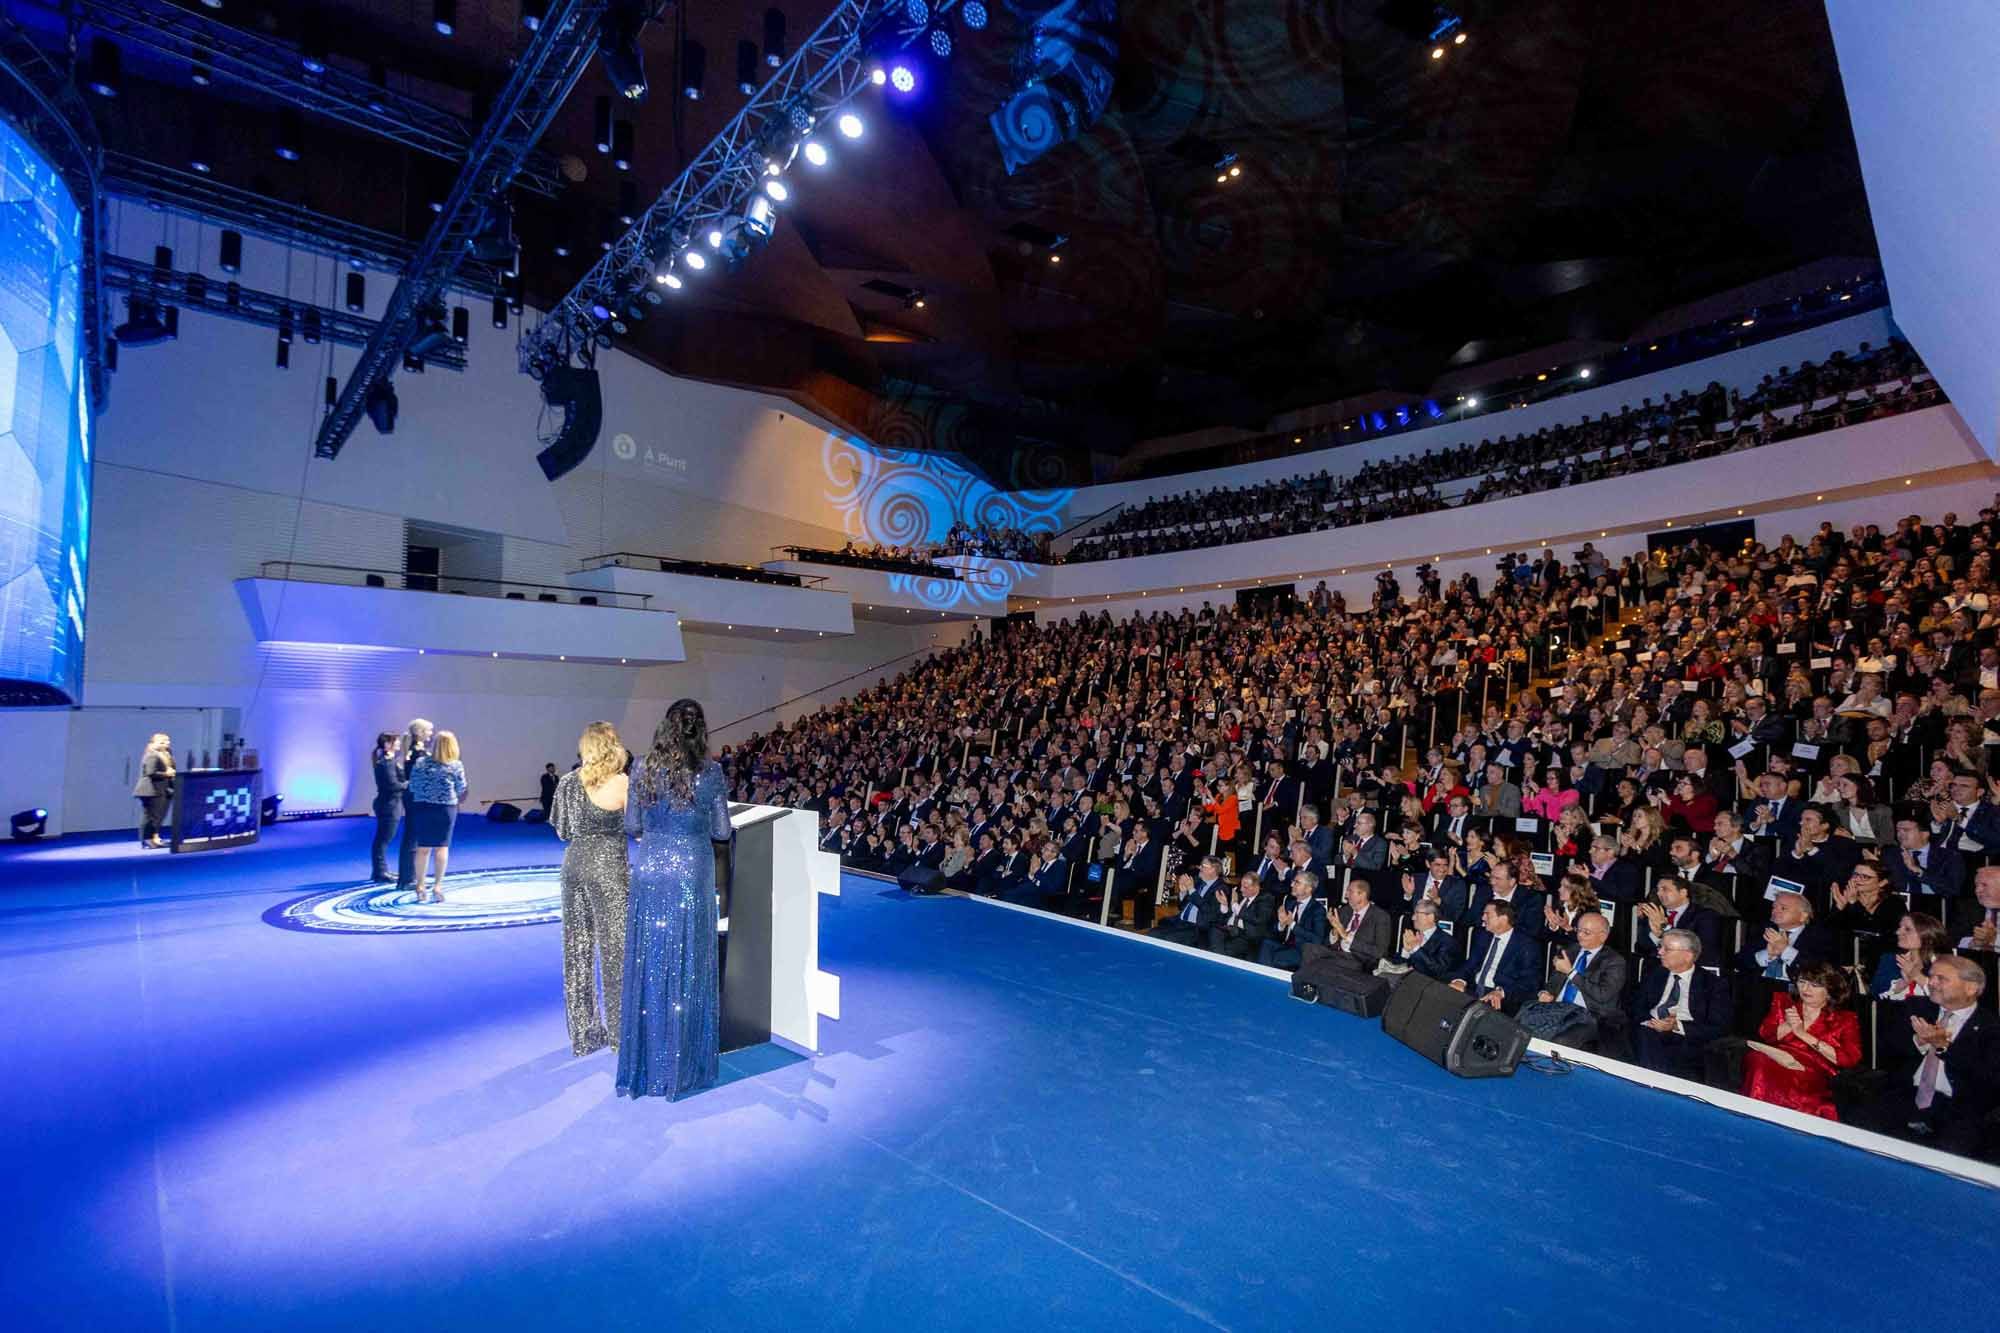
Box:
[1151,860,1228,946]
[1631,929,1732,1081]
[1391,901,1462,979]
[1633,876,1726,968]
[1303,877,1393,974]
[1854,956,2000,1158]
[1208,872,1278,959]
[1258,871,1328,969]
[1518,912,1628,1051]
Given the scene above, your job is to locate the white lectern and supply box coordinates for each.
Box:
[721,804,841,1055]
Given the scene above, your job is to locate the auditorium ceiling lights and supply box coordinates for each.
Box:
[16,0,1880,477]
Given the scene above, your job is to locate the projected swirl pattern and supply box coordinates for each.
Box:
[821,434,1069,610]
[268,867,564,934]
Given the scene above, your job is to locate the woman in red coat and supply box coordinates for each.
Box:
[1741,962,1863,1120]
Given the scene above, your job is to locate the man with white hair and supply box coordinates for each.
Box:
[396,717,435,893]
[1856,955,2000,1157]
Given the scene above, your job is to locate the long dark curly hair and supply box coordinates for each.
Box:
[637,697,709,805]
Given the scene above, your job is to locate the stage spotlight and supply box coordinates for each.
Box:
[408,303,452,357]
[707,227,725,248]
[470,194,516,263]
[684,249,707,271]
[261,795,284,826]
[802,140,828,167]
[890,64,917,93]
[10,809,47,840]
[681,38,707,100]
[491,294,509,328]
[1465,396,1480,408]
[963,1,989,29]
[1431,46,1444,59]
[275,109,303,161]
[929,27,953,58]
[594,96,613,153]
[300,17,329,73]
[276,336,291,369]
[522,0,549,30]
[450,306,470,345]
[837,111,864,138]
[86,38,122,98]
[601,2,651,100]
[737,40,759,95]
[434,0,457,37]
[869,67,887,86]
[763,9,787,66]
[1579,367,1593,379]
[114,297,178,347]
[617,179,640,225]
[1455,31,1468,44]
[744,194,776,238]
[191,44,214,86]
[190,122,214,175]
[904,0,930,24]
[658,269,683,290]
[765,179,789,202]
[365,378,399,434]
[613,119,634,170]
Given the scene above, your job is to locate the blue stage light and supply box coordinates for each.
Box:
[963,1,989,29]
[837,111,865,138]
[890,63,917,93]
[929,27,953,58]
[904,0,930,25]
[684,250,707,271]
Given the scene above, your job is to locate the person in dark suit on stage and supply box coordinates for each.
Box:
[1303,877,1393,973]
[1854,956,2000,1158]
[1448,900,1540,1014]
[1392,901,1462,979]
[1631,929,1733,1081]
[1151,860,1227,946]
[394,717,433,893]
[1258,871,1328,969]
[1208,871,1278,958]
[370,731,405,882]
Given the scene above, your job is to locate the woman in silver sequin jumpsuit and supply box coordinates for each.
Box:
[552,722,630,1057]
[618,699,734,1100]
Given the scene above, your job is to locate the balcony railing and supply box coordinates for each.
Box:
[773,545,964,579]
[576,552,824,588]
[257,561,653,611]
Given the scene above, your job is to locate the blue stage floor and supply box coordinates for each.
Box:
[3,819,1996,1331]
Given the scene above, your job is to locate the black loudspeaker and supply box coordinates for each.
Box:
[521,808,548,824]
[486,801,522,822]
[1381,973,1526,1078]
[1292,959,1390,1017]
[534,364,603,481]
[898,864,944,894]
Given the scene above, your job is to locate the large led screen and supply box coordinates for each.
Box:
[0,116,90,705]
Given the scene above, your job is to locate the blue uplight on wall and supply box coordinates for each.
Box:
[0,116,92,705]
[820,434,1070,610]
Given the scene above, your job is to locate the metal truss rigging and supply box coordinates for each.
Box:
[103,153,507,297]
[32,0,565,196]
[518,0,893,378]
[313,0,612,460]
[102,252,469,372]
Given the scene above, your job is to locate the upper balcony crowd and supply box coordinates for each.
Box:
[722,497,2000,1165]
[1064,339,1938,562]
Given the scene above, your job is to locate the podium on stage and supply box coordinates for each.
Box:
[719,804,841,1055]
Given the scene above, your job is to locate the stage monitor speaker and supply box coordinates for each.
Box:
[1381,973,1526,1078]
[897,864,944,894]
[486,801,522,822]
[534,364,603,481]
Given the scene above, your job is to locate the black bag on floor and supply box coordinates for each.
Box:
[1291,956,1391,1017]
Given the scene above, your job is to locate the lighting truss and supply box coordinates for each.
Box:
[315,1,612,460]
[519,0,897,377]
[33,0,564,196]
[102,252,468,371]
[103,153,508,297]
[0,15,110,407]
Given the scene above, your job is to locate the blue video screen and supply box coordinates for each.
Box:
[0,116,91,706]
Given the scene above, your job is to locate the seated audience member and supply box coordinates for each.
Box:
[1389,900,1462,979]
[1109,824,1163,924]
[1770,807,1859,892]
[1855,956,2000,1159]
[1150,863,1226,946]
[1208,871,1277,958]
[1430,791,1475,845]
[1300,804,1336,865]
[1661,772,1719,835]
[1704,810,1771,886]
[1250,833,1288,889]
[1339,811,1388,870]
[1519,911,1627,1050]
[1468,860,1546,942]
[1258,870,1328,969]
[1741,961,1863,1121]
[1949,864,2000,950]
[1631,929,1733,1081]
[1474,762,1523,818]
[1448,901,1540,1014]
[1003,846,1069,910]
[1745,769,1803,842]
[1303,877,1392,973]
[1541,872,1601,951]
[978,833,1027,898]
[1738,890,1834,984]
[1886,816,1965,899]
[1826,861,1903,938]
[1633,876,1725,966]
[1583,835,1644,903]
[1403,851,1471,922]
[1870,912,1947,1002]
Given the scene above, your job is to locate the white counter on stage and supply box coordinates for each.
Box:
[723,804,841,1055]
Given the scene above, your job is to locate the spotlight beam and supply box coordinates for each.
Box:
[316,1,615,459]
[519,0,903,376]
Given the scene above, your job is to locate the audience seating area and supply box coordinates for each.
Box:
[1065,339,1941,562]
[726,498,2000,1165]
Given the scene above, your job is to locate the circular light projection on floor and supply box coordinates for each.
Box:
[268,866,563,934]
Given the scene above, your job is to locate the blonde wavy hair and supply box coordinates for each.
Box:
[578,721,627,786]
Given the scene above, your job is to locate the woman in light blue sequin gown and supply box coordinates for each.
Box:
[618,699,733,1100]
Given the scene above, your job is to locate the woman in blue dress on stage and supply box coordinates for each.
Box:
[618,699,733,1100]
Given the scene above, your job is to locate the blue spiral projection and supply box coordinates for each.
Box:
[0,117,91,705]
[268,866,564,934]
[820,434,1070,610]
